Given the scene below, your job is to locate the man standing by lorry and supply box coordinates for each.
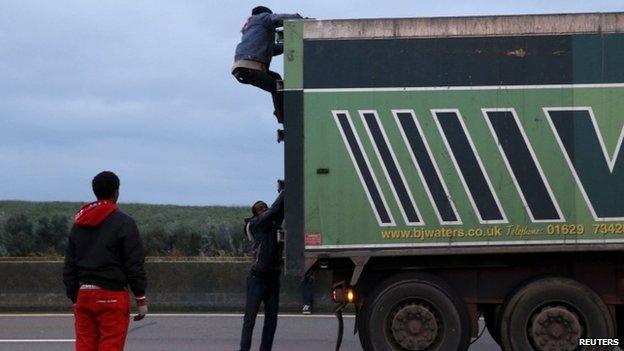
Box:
[239,188,284,351]
[232,6,302,123]
[63,171,147,351]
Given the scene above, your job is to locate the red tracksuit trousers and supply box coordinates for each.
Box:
[74,288,130,351]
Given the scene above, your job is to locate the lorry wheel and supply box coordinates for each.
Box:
[482,305,502,346]
[617,307,624,344]
[358,299,374,351]
[363,272,471,351]
[499,277,615,351]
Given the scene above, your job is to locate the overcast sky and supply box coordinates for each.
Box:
[1,1,623,206]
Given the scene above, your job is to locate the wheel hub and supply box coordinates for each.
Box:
[391,304,439,350]
[530,306,582,351]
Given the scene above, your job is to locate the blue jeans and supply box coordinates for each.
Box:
[239,274,280,351]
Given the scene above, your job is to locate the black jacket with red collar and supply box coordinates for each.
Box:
[63,201,146,302]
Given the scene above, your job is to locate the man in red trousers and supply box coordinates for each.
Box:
[63,171,147,351]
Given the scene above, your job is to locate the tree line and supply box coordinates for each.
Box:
[0,202,250,257]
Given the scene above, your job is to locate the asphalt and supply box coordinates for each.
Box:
[0,313,501,351]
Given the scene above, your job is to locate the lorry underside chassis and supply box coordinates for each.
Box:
[324,252,624,350]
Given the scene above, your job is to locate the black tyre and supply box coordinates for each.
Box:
[617,307,624,345]
[482,305,502,346]
[500,277,615,351]
[360,272,471,351]
[358,297,374,351]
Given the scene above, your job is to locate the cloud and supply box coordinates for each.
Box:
[0,0,622,204]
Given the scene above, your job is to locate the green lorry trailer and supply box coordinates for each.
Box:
[282,12,624,350]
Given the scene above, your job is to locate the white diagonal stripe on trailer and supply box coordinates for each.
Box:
[432,109,508,224]
[545,107,624,221]
[332,110,395,226]
[392,109,462,225]
[359,110,423,226]
[482,108,565,223]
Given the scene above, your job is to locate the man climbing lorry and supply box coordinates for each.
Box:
[232,6,302,124]
[280,12,624,351]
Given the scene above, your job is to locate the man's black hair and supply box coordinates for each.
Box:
[252,6,272,15]
[251,200,266,216]
[92,171,120,200]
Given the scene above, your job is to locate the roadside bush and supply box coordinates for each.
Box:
[3,214,35,256]
[0,202,250,257]
[34,215,69,255]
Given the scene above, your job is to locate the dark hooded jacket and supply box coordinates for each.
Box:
[245,192,284,274]
[63,200,146,302]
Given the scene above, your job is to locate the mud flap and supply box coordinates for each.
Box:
[334,302,346,351]
[354,304,359,335]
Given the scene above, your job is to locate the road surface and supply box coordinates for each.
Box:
[0,313,501,350]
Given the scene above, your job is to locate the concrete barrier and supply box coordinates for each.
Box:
[0,261,335,313]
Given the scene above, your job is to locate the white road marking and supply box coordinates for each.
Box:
[0,339,74,343]
[0,313,354,318]
[0,313,356,343]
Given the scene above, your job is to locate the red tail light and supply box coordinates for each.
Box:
[332,287,344,303]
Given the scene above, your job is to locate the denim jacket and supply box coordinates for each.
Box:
[234,13,302,67]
